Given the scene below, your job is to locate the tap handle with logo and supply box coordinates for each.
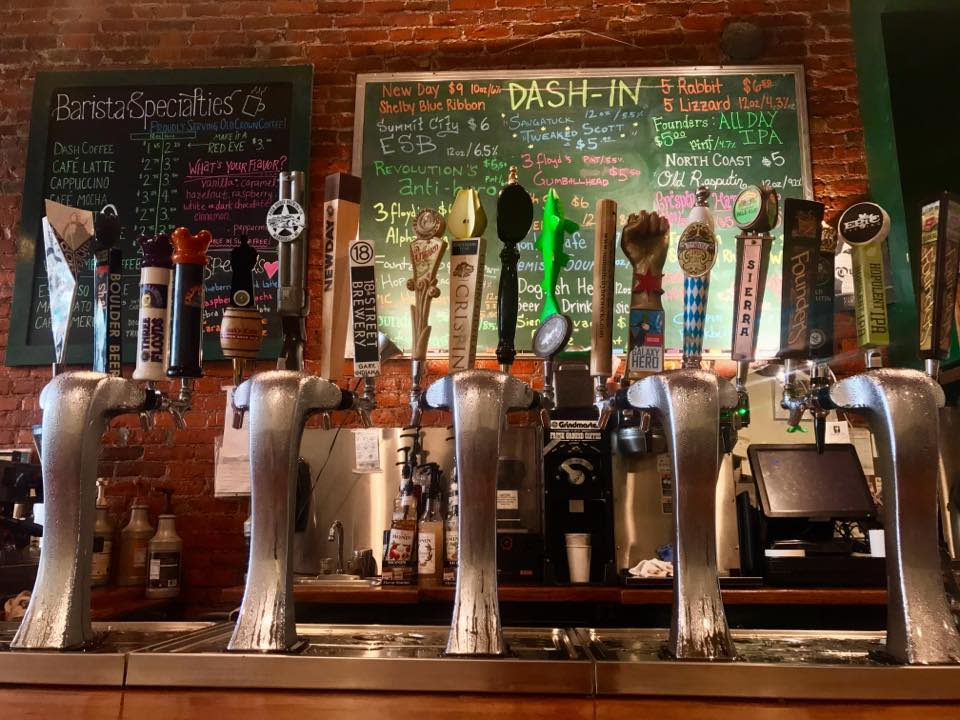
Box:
[778,198,824,360]
[270,170,309,371]
[837,201,890,367]
[133,233,173,382]
[220,234,263,390]
[446,188,487,372]
[917,192,960,378]
[167,227,211,379]
[496,167,534,372]
[621,209,669,381]
[810,222,839,363]
[536,188,577,322]
[678,186,718,369]
[92,208,123,376]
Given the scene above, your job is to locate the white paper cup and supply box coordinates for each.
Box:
[564,533,591,546]
[869,529,885,558]
[566,544,592,583]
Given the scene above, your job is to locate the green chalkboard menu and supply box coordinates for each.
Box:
[352,66,812,359]
[8,65,311,366]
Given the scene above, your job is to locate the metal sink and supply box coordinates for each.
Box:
[294,574,378,588]
[126,623,593,694]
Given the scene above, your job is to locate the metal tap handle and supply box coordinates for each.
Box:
[273,170,309,371]
[918,193,960,374]
[92,210,123,376]
[133,233,173,382]
[536,189,577,322]
[778,199,823,360]
[495,167,533,371]
[228,372,345,653]
[167,227,211,379]
[621,210,669,379]
[679,186,718,369]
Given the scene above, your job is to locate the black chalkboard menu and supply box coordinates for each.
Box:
[352,66,812,358]
[8,65,312,366]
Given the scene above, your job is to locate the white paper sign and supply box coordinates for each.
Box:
[353,428,381,472]
[214,386,251,496]
[824,420,851,445]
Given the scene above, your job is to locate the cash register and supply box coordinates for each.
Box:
[738,443,885,587]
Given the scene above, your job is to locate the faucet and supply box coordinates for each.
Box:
[13,223,210,650]
[328,520,345,574]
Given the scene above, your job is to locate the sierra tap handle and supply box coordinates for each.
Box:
[408,207,447,422]
[92,209,123,376]
[167,227,212,380]
[836,201,890,369]
[446,188,487,372]
[133,233,174,384]
[590,198,618,424]
[917,193,960,379]
[495,167,534,372]
[678,186,719,369]
[536,188,577,322]
[621,209,669,381]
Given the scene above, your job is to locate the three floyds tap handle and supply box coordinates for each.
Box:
[167,227,211,379]
[778,198,824,360]
[537,189,578,322]
[133,233,173,383]
[678,186,718,369]
[92,209,123,376]
[496,167,534,372]
[408,208,447,420]
[918,192,960,378]
[447,188,487,372]
[837,201,890,368]
[621,210,669,380]
[270,170,309,371]
[219,235,263,390]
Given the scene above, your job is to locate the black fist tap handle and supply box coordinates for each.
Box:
[811,222,838,362]
[230,234,258,308]
[167,227,212,379]
[495,168,533,369]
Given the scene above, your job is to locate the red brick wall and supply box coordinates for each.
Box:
[0,0,865,609]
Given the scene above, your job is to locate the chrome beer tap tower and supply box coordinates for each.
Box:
[228,172,378,653]
[13,215,210,651]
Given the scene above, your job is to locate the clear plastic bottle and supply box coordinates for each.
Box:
[116,501,154,587]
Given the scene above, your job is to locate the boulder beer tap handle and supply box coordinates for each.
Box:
[447,189,487,372]
[167,227,211,380]
[495,167,534,372]
[408,207,447,422]
[270,170,309,371]
[917,193,960,379]
[837,201,890,369]
[320,173,362,381]
[621,210,670,380]
[349,237,381,426]
[133,233,174,383]
[678,186,719,369]
[536,188,577,322]
[92,209,123,376]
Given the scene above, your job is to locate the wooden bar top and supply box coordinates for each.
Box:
[219,583,887,606]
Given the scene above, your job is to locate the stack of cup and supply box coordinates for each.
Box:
[564,533,592,584]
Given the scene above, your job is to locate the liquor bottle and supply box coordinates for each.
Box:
[146,489,182,599]
[382,477,418,585]
[417,464,444,583]
[91,479,114,587]
[443,476,459,586]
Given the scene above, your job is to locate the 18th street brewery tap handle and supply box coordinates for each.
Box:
[167,227,211,378]
[621,210,669,380]
[133,233,173,383]
[496,167,534,371]
[537,188,577,322]
[678,186,718,369]
[447,189,487,372]
[917,193,960,378]
[92,209,123,376]
[408,208,447,417]
[590,199,618,380]
[837,201,890,368]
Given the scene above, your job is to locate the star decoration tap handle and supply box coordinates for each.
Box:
[536,188,577,321]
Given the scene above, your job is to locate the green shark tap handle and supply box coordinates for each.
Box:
[536,188,577,321]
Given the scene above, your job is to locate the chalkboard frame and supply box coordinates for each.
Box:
[351,64,813,360]
[7,64,313,367]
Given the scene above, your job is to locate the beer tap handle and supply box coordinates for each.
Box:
[349,237,381,427]
[496,167,534,373]
[92,209,123,376]
[621,210,669,381]
[536,189,577,322]
[41,201,89,376]
[271,170,309,371]
[408,208,447,423]
[678,186,718,369]
[167,227,211,384]
[591,198,618,424]
[447,189,487,372]
[837,201,890,369]
[133,233,173,383]
[532,313,572,426]
[220,234,263,428]
[917,193,960,380]
[811,222,839,363]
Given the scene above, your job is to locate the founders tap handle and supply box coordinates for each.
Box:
[92,209,123,376]
[536,189,577,322]
[133,233,173,382]
[918,193,960,378]
[837,201,890,368]
[496,167,534,372]
[678,186,718,369]
[591,199,618,381]
[167,227,211,379]
[778,198,824,360]
[621,210,669,380]
[447,189,487,372]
